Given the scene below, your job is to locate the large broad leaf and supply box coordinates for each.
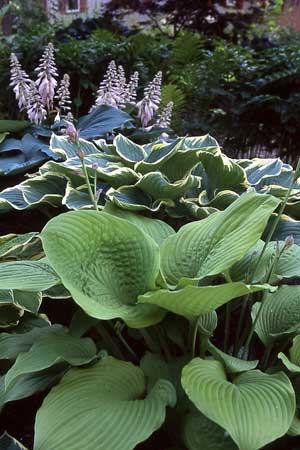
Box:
[242,158,283,186]
[103,203,174,246]
[279,335,300,373]
[264,214,300,244]
[206,341,258,374]
[0,134,59,176]
[135,138,184,175]
[0,433,28,450]
[5,330,97,390]
[183,411,237,450]
[182,358,295,450]
[139,283,273,318]
[107,186,165,212]
[230,240,300,283]
[0,290,42,314]
[0,260,59,291]
[114,134,146,163]
[136,172,199,200]
[78,106,133,139]
[160,192,280,285]
[41,211,164,327]
[50,134,100,159]
[0,120,30,133]
[34,356,176,450]
[252,286,300,346]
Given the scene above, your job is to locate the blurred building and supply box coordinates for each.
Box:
[43,0,110,20]
[279,0,300,31]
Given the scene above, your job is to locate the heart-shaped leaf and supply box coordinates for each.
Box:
[34,356,176,450]
[160,192,280,285]
[41,211,164,327]
[252,286,300,345]
[182,358,295,450]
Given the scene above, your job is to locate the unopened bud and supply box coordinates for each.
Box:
[65,121,79,144]
[285,235,294,249]
[92,162,99,170]
[76,147,85,160]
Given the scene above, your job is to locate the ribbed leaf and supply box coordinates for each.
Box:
[136,172,199,200]
[135,138,184,174]
[161,192,280,285]
[50,134,100,159]
[252,286,300,345]
[107,186,164,212]
[183,411,237,450]
[0,260,59,291]
[0,233,38,259]
[5,330,97,390]
[279,335,300,373]
[114,134,146,163]
[103,203,174,246]
[34,356,176,450]
[41,211,164,327]
[182,358,295,450]
[243,158,283,186]
[139,283,272,318]
[207,341,258,373]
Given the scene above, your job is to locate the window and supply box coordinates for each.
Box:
[66,0,80,12]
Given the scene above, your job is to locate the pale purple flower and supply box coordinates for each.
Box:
[25,81,47,125]
[10,53,32,110]
[64,121,79,145]
[124,71,139,105]
[35,42,58,109]
[155,101,174,128]
[94,61,122,108]
[55,73,72,113]
[137,71,162,127]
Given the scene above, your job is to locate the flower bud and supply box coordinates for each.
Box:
[284,235,294,249]
[92,162,99,170]
[65,121,79,144]
[76,147,85,160]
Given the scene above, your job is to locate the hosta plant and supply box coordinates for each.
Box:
[1,168,300,449]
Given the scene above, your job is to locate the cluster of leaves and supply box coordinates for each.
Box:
[1,123,300,449]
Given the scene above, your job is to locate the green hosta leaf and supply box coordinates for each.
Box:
[0,304,23,328]
[182,358,295,450]
[136,172,199,200]
[0,260,59,291]
[5,330,97,390]
[207,341,258,373]
[139,283,273,318]
[0,433,28,450]
[288,411,300,436]
[103,203,174,246]
[197,311,218,337]
[231,240,300,283]
[161,192,280,285]
[0,324,63,360]
[198,148,247,192]
[41,211,164,327]
[107,186,165,212]
[34,356,176,450]
[183,411,237,450]
[114,134,146,163]
[135,138,184,174]
[252,286,300,346]
[50,134,100,159]
[0,120,30,133]
[198,190,239,210]
[278,335,300,373]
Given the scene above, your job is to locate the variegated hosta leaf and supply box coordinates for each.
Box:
[50,133,100,159]
[139,283,273,318]
[41,211,165,327]
[198,190,239,210]
[182,411,237,450]
[252,286,300,346]
[197,148,247,192]
[231,240,300,283]
[107,186,166,212]
[0,432,28,450]
[182,358,295,450]
[62,183,94,210]
[103,203,174,246]
[136,172,199,200]
[206,341,258,374]
[135,138,184,174]
[160,192,280,285]
[264,214,300,244]
[279,335,300,373]
[0,232,38,259]
[0,290,42,314]
[114,134,146,163]
[34,356,176,450]
[0,260,59,291]
[241,158,283,187]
